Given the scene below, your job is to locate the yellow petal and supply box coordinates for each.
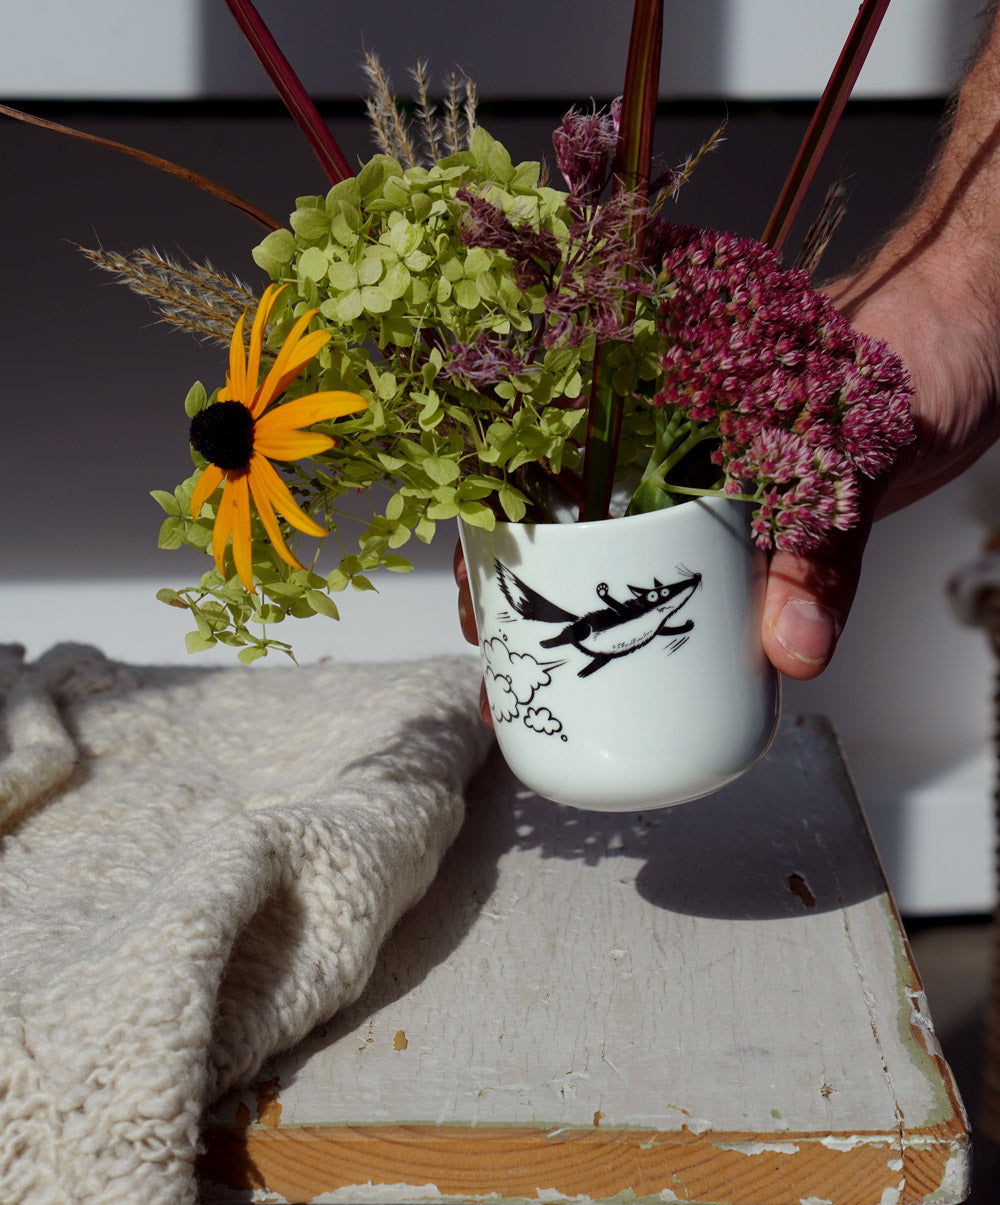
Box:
[230,475,255,593]
[253,312,330,415]
[254,430,335,461]
[246,283,287,399]
[211,479,238,579]
[257,332,332,412]
[254,391,368,434]
[247,458,306,572]
[226,310,248,406]
[249,454,327,538]
[190,463,225,519]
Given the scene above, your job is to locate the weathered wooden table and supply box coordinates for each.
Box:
[200,715,970,1204]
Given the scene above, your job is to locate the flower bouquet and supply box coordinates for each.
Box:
[16,0,913,806]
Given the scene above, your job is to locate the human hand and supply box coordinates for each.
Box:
[763,240,1000,679]
[453,539,493,725]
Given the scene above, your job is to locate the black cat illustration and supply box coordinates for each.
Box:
[496,562,701,677]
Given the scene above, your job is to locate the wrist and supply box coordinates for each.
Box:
[828,229,1000,507]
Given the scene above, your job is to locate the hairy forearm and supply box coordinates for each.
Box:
[826,7,1000,508]
[904,12,1000,281]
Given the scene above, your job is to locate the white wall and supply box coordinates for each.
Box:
[0,0,986,100]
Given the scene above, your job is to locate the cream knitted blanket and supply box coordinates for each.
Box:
[0,643,492,1205]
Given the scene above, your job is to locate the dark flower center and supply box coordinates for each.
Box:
[189,401,255,471]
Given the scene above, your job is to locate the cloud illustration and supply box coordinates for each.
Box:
[484,667,521,723]
[482,637,554,704]
[523,707,562,735]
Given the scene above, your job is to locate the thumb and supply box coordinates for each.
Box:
[760,518,870,680]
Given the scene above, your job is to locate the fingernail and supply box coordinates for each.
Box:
[774,599,837,667]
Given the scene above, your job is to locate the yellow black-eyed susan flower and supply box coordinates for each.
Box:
[189,283,366,592]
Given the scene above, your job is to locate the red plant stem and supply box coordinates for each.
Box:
[0,102,281,230]
[579,0,663,521]
[611,0,663,233]
[223,0,354,185]
[762,0,892,252]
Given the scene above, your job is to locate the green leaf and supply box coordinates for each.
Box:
[358,255,384,286]
[185,630,217,654]
[238,645,269,665]
[403,249,432,272]
[184,381,207,418]
[356,154,401,203]
[423,455,460,485]
[157,517,187,550]
[350,575,377,592]
[330,212,359,247]
[384,492,406,522]
[252,228,296,275]
[387,219,422,257]
[298,246,330,283]
[453,278,480,309]
[290,206,331,241]
[380,554,413,572]
[427,498,460,520]
[411,191,432,222]
[498,485,527,522]
[360,285,392,314]
[155,587,188,609]
[305,589,341,618]
[332,289,364,322]
[628,476,676,514]
[186,521,214,551]
[326,260,358,290]
[325,175,362,212]
[458,500,496,529]
[151,489,182,517]
[381,261,411,300]
[486,137,514,183]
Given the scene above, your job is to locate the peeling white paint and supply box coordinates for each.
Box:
[887,1158,903,1172]
[906,986,936,1036]
[681,1116,713,1135]
[906,986,940,1056]
[926,1149,972,1202]
[715,1140,800,1156]
[309,1184,445,1203]
[799,1197,833,1205]
[879,1180,906,1205]
[821,1133,895,1152]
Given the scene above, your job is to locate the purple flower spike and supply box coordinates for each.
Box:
[552,105,619,202]
[456,187,559,288]
[652,223,915,554]
[443,334,530,389]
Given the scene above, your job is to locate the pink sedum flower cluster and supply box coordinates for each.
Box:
[653,225,914,553]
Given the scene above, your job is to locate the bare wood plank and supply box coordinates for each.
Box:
[199,1123,968,1204]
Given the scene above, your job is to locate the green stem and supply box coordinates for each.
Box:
[652,482,745,501]
[648,427,710,483]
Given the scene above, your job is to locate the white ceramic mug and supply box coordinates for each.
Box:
[460,497,780,811]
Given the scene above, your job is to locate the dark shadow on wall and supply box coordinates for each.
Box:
[196,0,727,101]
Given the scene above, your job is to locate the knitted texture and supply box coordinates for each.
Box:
[0,644,492,1205]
